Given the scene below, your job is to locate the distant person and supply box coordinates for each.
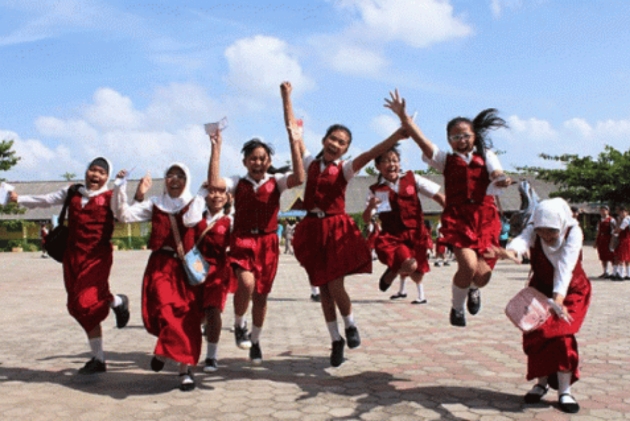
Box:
[594,205,615,279]
[40,222,49,258]
[612,206,630,280]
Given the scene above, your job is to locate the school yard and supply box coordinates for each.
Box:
[0,247,628,421]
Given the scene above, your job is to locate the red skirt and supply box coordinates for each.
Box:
[229,232,279,295]
[142,251,204,366]
[441,202,500,267]
[202,263,231,311]
[293,214,372,286]
[374,229,430,274]
[614,232,630,262]
[596,233,615,262]
[63,245,114,333]
[523,272,591,384]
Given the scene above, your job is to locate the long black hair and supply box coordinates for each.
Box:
[315,124,353,160]
[446,108,507,160]
[373,144,401,184]
[241,138,280,174]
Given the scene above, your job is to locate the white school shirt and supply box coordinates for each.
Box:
[18,185,112,210]
[365,173,441,211]
[303,151,355,213]
[422,145,502,175]
[223,173,291,196]
[618,216,630,231]
[112,180,204,227]
[506,223,583,297]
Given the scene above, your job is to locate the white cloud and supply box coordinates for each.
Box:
[224,35,314,100]
[336,0,472,48]
[507,115,558,141]
[490,0,523,18]
[313,37,388,76]
[563,118,593,138]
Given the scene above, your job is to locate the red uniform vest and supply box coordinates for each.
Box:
[597,217,613,241]
[233,177,280,234]
[147,204,195,252]
[67,190,114,253]
[303,159,347,214]
[369,171,424,235]
[444,153,494,206]
[196,215,231,265]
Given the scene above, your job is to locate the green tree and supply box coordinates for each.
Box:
[517,145,630,206]
[61,172,76,181]
[0,139,24,215]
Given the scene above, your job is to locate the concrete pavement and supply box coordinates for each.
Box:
[0,247,628,420]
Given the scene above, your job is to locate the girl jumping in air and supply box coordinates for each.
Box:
[386,90,512,327]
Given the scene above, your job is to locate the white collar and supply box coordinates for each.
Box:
[79,184,109,198]
[243,173,272,187]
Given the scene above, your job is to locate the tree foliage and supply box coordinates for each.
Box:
[516,145,630,206]
[0,139,24,215]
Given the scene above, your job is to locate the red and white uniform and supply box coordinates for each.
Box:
[113,166,206,366]
[424,146,502,266]
[196,211,234,312]
[293,153,372,286]
[224,174,290,295]
[615,216,630,263]
[19,186,115,333]
[507,200,591,385]
[367,171,440,274]
[595,216,615,262]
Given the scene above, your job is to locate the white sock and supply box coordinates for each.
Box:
[398,278,407,294]
[416,283,425,301]
[206,342,218,360]
[234,315,246,329]
[89,337,105,362]
[110,294,123,308]
[250,325,262,344]
[178,363,190,375]
[327,321,342,341]
[311,286,319,295]
[452,284,468,311]
[557,371,572,396]
[342,314,355,329]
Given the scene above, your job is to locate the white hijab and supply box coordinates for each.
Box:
[533,198,578,254]
[80,156,113,197]
[151,162,194,214]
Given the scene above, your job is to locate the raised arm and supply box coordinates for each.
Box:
[112,170,153,223]
[352,127,408,173]
[207,129,224,190]
[281,81,305,188]
[384,89,435,159]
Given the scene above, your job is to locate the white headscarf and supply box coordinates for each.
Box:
[80,156,113,197]
[151,162,194,214]
[533,198,578,253]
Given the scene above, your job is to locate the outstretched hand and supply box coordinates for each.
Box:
[209,129,222,146]
[484,245,521,264]
[384,89,408,120]
[280,81,292,97]
[137,172,152,197]
[116,169,127,179]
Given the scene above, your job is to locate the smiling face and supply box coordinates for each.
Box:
[534,227,560,245]
[206,187,228,215]
[85,165,108,191]
[165,166,187,198]
[375,150,401,183]
[243,146,271,182]
[321,129,351,163]
[447,121,475,155]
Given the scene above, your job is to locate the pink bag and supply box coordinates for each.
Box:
[505,287,552,332]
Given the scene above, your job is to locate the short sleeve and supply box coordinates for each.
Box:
[414,174,441,198]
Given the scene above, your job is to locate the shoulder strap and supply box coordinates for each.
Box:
[167,213,186,260]
[58,184,83,225]
[195,219,218,248]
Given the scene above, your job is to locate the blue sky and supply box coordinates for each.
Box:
[1,0,630,185]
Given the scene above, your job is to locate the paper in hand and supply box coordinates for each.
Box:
[204,117,229,136]
[289,119,304,139]
[114,166,136,187]
[486,175,508,196]
[375,191,391,213]
[0,182,15,206]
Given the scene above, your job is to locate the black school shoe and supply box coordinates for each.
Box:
[467,288,481,315]
[345,326,361,349]
[524,384,548,403]
[150,356,165,372]
[203,358,218,372]
[330,338,345,367]
[78,357,106,375]
[179,369,195,392]
[450,308,466,327]
[113,294,130,328]
[249,340,262,365]
[378,269,397,292]
[558,393,580,413]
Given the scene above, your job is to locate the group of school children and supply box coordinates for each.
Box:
[595,204,630,280]
[8,83,590,413]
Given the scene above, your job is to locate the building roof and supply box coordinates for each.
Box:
[1,174,563,221]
